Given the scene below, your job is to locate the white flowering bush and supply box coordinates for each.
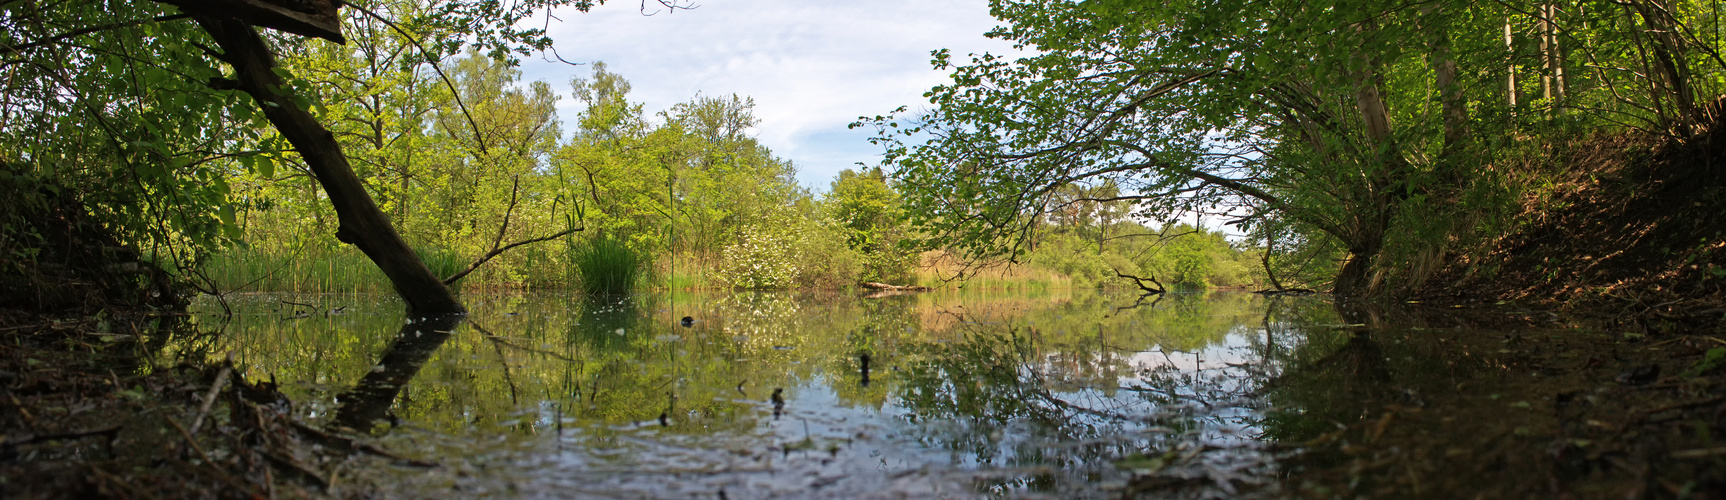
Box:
[717,223,806,289]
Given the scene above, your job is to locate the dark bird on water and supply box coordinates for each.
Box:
[680,316,695,327]
[770,388,785,419]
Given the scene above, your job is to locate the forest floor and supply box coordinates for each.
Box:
[1269,116,1726,498]
[0,191,398,498]
[0,313,399,498]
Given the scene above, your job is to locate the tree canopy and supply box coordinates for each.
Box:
[861,0,1725,297]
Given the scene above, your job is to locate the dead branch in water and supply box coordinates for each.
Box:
[1113,270,1166,294]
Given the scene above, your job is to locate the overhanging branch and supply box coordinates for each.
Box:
[441,227,584,286]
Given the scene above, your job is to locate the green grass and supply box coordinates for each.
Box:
[572,237,644,296]
[947,275,1057,291]
[662,270,709,292]
[200,242,1097,294]
[414,245,465,283]
[200,244,467,294]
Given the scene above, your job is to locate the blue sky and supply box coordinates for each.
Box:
[518,0,1020,193]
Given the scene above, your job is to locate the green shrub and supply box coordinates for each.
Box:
[573,237,643,295]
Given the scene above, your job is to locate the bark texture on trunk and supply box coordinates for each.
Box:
[197,17,465,316]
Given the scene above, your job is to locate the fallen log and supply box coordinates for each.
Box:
[860,282,932,292]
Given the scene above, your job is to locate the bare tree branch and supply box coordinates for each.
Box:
[1113,269,1165,294]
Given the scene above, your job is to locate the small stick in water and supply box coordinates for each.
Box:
[770,388,785,419]
[860,353,871,387]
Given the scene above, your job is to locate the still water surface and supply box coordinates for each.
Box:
[183,289,1344,498]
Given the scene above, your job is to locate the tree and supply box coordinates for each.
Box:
[827,167,915,283]
[1046,180,1134,254]
[860,0,1724,298]
[2,0,626,313]
[195,14,469,314]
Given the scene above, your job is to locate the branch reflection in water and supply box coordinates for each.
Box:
[333,313,465,432]
[190,290,1342,497]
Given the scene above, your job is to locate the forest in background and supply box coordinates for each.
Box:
[194,51,1270,293]
[3,0,1722,303]
[2,0,1271,297]
[194,43,1273,294]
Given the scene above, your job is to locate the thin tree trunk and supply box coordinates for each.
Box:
[1262,231,1284,291]
[1506,20,1519,115]
[197,17,465,316]
[1429,10,1469,156]
[1353,65,1394,146]
[1555,3,1568,99]
[1635,0,1698,127]
[1541,3,1554,102]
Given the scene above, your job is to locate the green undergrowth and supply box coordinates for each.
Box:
[198,244,464,294]
[197,238,1268,294]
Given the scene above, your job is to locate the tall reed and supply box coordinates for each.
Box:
[200,244,466,294]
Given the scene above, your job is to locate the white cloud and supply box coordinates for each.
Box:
[518,0,1020,191]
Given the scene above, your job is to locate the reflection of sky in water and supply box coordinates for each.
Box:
[186,291,1329,498]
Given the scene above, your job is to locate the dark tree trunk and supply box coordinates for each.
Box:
[1430,24,1469,156]
[1333,207,1390,299]
[1333,249,1377,298]
[197,17,464,315]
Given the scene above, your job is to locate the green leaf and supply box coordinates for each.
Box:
[215,205,235,227]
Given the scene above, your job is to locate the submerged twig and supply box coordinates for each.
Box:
[471,321,521,405]
[188,362,232,435]
[0,425,122,447]
[288,421,437,467]
[165,415,264,497]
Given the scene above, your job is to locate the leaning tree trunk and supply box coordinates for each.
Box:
[1631,0,1699,129]
[197,17,464,315]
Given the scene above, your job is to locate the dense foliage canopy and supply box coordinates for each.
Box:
[4,0,1292,297]
[862,0,1724,296]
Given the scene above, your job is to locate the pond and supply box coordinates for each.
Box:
[177,289,1357,498]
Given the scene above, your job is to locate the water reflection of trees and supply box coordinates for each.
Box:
[889,292,1285,495]
[1253,300,1506,444]
[191,290,1366,496]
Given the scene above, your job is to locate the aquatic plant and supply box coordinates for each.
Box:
[573,236,643,295]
